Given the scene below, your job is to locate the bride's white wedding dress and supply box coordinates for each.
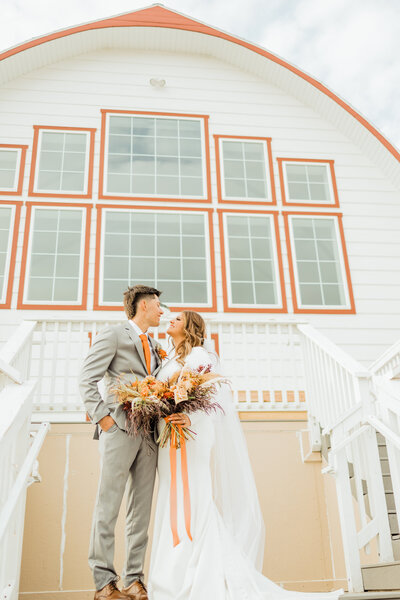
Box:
[148,346,343,600]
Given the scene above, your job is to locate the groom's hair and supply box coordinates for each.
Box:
[123,285,162,319]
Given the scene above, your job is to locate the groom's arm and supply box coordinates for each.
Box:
[78,326,118,426]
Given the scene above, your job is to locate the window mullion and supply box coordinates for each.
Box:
[247,216,256,303]
[51,209,61,301]
[311,218,325,305]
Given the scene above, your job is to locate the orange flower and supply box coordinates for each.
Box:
[157,347,168,360]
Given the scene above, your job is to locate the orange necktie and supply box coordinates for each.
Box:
[139,334,151,375]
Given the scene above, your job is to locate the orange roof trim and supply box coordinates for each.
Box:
[1,4,398,164]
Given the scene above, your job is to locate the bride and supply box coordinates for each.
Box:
[148,311,343,600]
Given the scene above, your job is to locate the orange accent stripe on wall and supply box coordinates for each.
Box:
[0,6,398,165]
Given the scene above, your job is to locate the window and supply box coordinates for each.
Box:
[215,136,276,204]
[278,159,339,207]
[100,111,210,200]
[219,211,286,311]
[29,127,95,197]
[0,145,27,195]
[0,205,17,305]
[96,208,215,309]
[284,213,354,312]
[19,204,90,308]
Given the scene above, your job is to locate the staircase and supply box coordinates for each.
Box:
[322,419,400,598]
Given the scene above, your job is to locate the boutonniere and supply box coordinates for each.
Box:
[156,346,168,361]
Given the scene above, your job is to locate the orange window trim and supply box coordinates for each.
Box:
[98,109,212,203]
[0,200,22,309]
[93,204,217,313]
[217,208,287,314]
[277,157,340,208]
[214,135,277,206]
[0,144,28,196]
[282,210,355,314]
[17,201,92,310]
[28,126,96,199]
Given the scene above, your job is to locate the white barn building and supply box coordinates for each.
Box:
[1,5,400,600]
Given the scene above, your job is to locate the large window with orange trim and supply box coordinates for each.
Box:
[278,159,339,207]
[101,112,208,200]
[0,204,16,303]
[220,211,285,310]
[30,127,95,197]
[22,205,88,305]
[0,145,26,194]
[97,208,214,308]
[284,213,354,311]
[214,136,276,205]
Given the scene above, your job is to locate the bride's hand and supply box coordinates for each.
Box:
[168,413,191,427]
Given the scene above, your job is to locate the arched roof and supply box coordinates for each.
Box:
[1,4,399,186]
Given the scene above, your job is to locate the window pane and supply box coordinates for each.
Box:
[37,131,88,193]
[26,208,83,303]
[231,282,253,304]
[103,279,127,303]
[102,210,209,306]
[291,216,347,307]
[0,207,13,300]
[106,115,205,197]
[183,282,207,303]
[0,171,15,188]
[222,140,268,200]
[285,163,332,204]
[225,215,279,306]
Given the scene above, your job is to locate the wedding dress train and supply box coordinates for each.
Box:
[148,347,343,600]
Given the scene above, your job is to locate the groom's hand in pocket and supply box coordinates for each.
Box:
[98,414,116,432]
[168,413,191,427]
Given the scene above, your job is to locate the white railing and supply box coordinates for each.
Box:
[29,316,308,421]
[298,324,400,592]
[369,339,400,379]
[0,321,49,600]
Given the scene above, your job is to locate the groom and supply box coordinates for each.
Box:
[79,285,163,600]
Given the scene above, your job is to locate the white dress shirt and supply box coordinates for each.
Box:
[129,320,157,373]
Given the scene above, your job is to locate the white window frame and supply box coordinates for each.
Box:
[282,161,336,206]
[33,129,91,195]
[219,138,272,202]
[23,205,86,305]
[99,208,213,307]
[0,204,16,303]
[0,148,23,192]
[103,113,208,199]
[287,214,351,309]
[222,212,283,309]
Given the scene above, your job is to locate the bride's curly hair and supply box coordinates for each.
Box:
[174,311,206,365]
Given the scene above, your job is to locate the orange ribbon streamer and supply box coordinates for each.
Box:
[164,416,193,547]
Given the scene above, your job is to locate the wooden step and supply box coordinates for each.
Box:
[393,538,400,561]
[379,445,388,459]
[340,592,400,599]
[389,511,400,535]
[362,561,400,591]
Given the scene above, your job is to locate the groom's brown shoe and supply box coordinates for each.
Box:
[94,579,131,599]
[122,579,148,600]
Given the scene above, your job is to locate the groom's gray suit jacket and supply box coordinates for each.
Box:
[79,322,162,439]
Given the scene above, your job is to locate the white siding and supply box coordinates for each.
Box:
[0,48,399,365]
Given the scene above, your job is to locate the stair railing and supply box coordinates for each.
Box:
[298,323,395,592]
[0,321,49,600]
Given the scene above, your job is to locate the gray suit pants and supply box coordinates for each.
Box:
[88,424,157,590]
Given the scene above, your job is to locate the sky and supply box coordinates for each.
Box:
[1,0,399,149]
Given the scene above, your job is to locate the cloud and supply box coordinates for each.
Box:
[0,0,399,148]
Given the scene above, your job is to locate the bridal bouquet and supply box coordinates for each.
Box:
[112,366,226,445]
[158,365,225,449]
